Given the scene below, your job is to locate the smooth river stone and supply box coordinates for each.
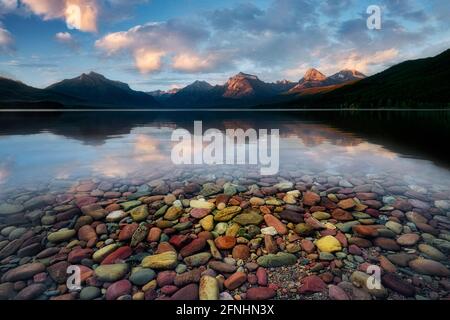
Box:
[408,259,450,276]
[264,214,287,235]
[233,211,264,225]
[94,263,129,282]
[418,244,446,261]
[141,251,178,269]
[199,275,219,300]
[257,252,297,268]
[1,262,46,282]
[47,229,76,243]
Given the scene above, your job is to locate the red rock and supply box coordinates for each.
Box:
[170,283,199,300]
[381,273,415,297]
[263,214,288,235]
[1,262,46,282]
[393,199,413,211]
[300,239,315,253]
[232,244,250,260]
[348,237,372,248]
[348,244,362,255]
[173,269,201,287]
[156,242,176,254]
[224,272,247,290]
[161,285,179,295]
[197,231,213,241]
[50,293,76,300]
[106,279,131,300]
[379,255,397,273]
[337,198,356,210]
[256,267,268,286]
[68,248,93,264]
[180,238,206,257]
[47,261,70,284]
[101,246,132,265]
[305,216,325,229]
[169,234,191,249]
[147,227,162,242]
[246,287,276,300]
[303,191,320,206]
[190,208,210,219]
[75,196,97,208]
[215,236,236,250]
[95,223,107,235]
[14,284,46,300]
[396,233,420,246]
[298,275,326,294]
[366,208,380,218]
[362,200,382,209]
[373,237,401,251]
[118,223,138,241]
[247,274,258,285]
[335,232,348,247]
[352,225,379,237]
[328,284,350,300]
[77,182,97,192]
[332,208,353,221]
[157,271,177,287]
[264,235,278,253]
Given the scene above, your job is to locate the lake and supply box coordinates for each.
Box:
[0,110,449,301]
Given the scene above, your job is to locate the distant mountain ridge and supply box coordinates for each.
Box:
[1,48,449,109]
[47,72,159,107]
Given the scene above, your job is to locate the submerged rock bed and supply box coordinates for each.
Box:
[0,166,449,300]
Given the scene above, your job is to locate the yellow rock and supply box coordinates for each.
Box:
[130,205,149,222]
[133,292,145,300]
[190,199,215,210]
[93,243,120,262]
[316,235,342,253]
[141,251,178,269]
[214,206,242,221]
[226,223,240,237]
[200,215,214,231]
[142,280,157,292]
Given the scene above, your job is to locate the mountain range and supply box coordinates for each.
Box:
[1,48,449,109]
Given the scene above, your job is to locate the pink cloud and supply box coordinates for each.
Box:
[22,0,98,32]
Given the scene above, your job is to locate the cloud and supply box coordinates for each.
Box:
[0,0,17,14]
[0,26,13,52]
[134,48,165,73]
[55,31,79,49]
[96,20,211,73]
[22,0,98,32]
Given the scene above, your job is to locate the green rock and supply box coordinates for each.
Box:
[350,271,388,298]
[154,205,168,218]
[80,286,101,300]
[312,211,331,220]
[94,263,129,282]
[214,222,228,235]
[336,221,360,233]
[130,205,149,222]
[121,200,141,212]
[129,268,156,285]
[47,229,76,243]
[184,252,211,267]
[385,221,403,234]
[223,183,237,196]
[257,252,297,268]
[352,212,371,219]
[200,183,222,197]
[173,221,193,231]
[233,211,263,226]
[294,223,314,236]
[0,203,24,215]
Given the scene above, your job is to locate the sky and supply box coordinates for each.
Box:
[0,0,449,91]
